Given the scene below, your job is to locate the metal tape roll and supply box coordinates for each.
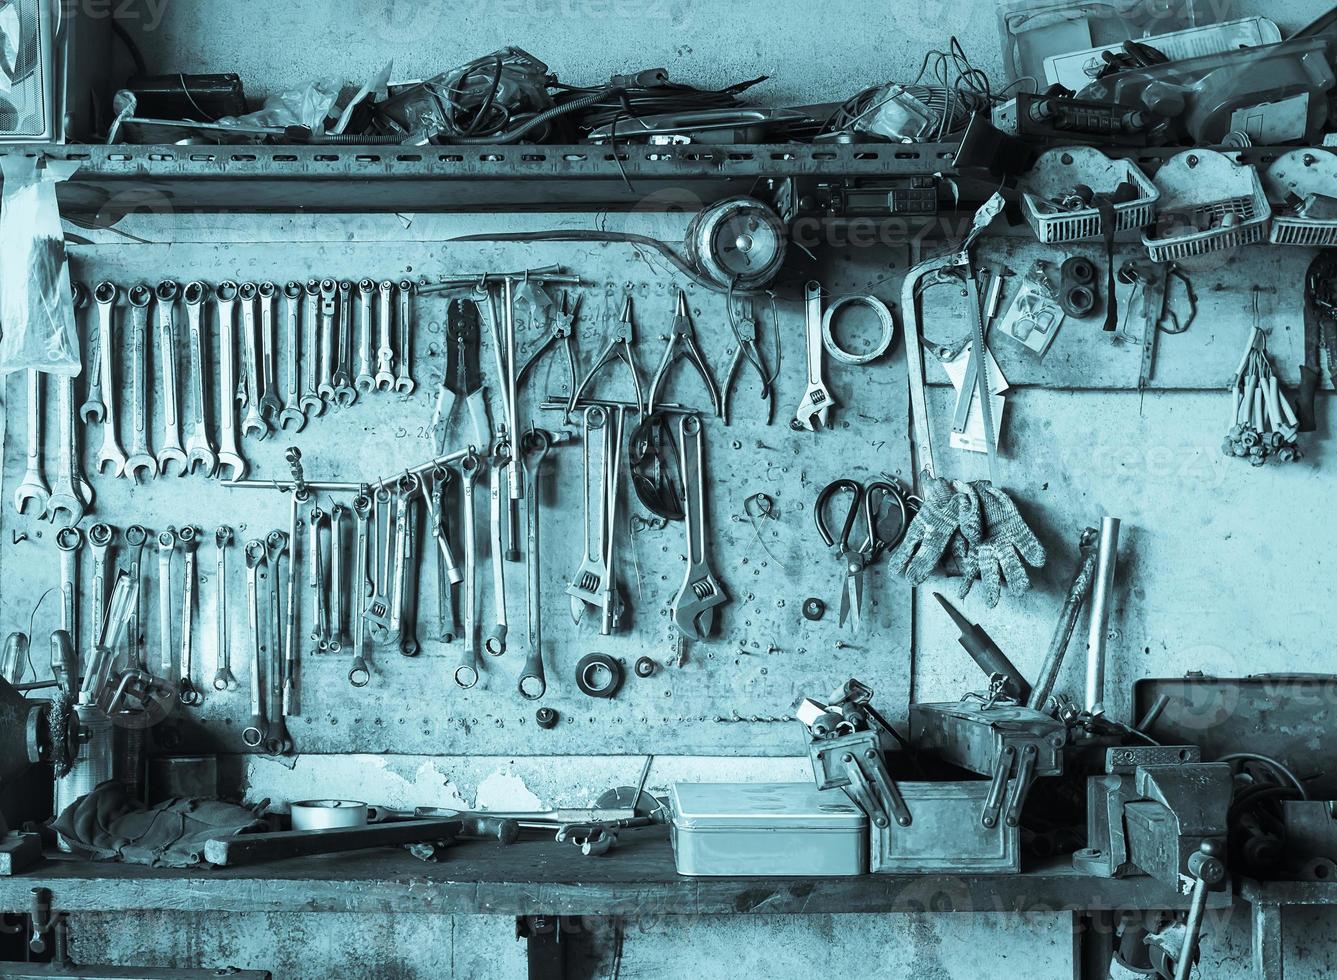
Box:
[821,294,897,365]
[290,799,369,831]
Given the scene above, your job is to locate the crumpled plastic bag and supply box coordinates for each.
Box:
[0,155,81,376]
[53,779,266,868]
[215,76,344,132]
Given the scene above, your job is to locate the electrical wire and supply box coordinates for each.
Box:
[554,74,769,134]
[1218,752,1309,800]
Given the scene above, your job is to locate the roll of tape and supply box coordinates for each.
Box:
[290,799,369,831]
[821,294,897,365]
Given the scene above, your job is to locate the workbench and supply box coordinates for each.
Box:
[1238,878,1337,980]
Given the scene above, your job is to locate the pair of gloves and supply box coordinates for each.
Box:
[888,475,1045,608]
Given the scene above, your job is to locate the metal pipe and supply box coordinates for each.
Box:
[222,448,471,492]
[1084,517,1121,715]
[1027,527,1099,712]
[419,267,586,294]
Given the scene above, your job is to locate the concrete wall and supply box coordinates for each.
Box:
[43,0,1337,976]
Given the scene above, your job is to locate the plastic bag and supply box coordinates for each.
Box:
[0,155,81,376]
[215,76,344,132]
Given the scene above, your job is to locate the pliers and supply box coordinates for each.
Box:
[431,298,492,451]
[722,296,772,425]
[569,295,644,417]
[517,291,581,395]
[647,289,722,418]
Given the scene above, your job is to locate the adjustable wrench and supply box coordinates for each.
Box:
[519,429,552,700]
[238,283,269,441]
[241,540,268,748]
[124,285,159,483]
[56,527,83,658]
[354,280,376,394]
[455,450,482,688]
[77,280,105,424]
[14,371,50,516]
[182,282,218,477]
[157,528,178,681]
[92,283,127,476]
[154,281,188,475]
[317,280,338,406]
[794,280,836,431]
[395,279,416,394]
[257,282,284,425]
[300,280,326,419]
[374,280,396,391]
[672,414,727,639]
[124,524,149,668]
[329,504,349,653]
[332,280,357,407]
[214,282,247,480]
[485,444,509,655]
[424,466,461,644]
[349,493,373,686]
[213,526,238,692]
[266,529,293,753]
[48,366,91,526]
[279,282,307,431]
[89,523,115,648]
[178,526,202,705]
[308,507,331,652]
[567,407,622,632]
[363,485,398,645]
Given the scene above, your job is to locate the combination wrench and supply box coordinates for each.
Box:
[328,504,349,653]
[257,282,284,425]
[183,282,219,476]
[157,528,177,680]
[794,280,836,431]
[68,282,95,506]
[92,282,127,476]
[317,279,338,406]
[265,530,293,755]
[485,443,509,656]
[124,524,149,668]
[56,527,83,658]
[89,523,116,650]
[213,526,238,692]
[300,280,326,419]
[388,475,418,647]
[455,449,482,688]
[241,539,268,748]
[124,285,159,483]
[279,282,307,431]
[154,281,188,475]
[424,466,461,644]
[14,371,49,516]
[178,526,202,705]
[283,492,306,717]
[354,280,376,394]
[214,282,247,480]
[519,429,552,700]
[374,280,396,391]
[332,281,357,407]
[396,280,416,394]
[48,356,91,526]
[78,280,105,423]
[238,283,269,440]
[349,493,373,686]
[396,476,421,658]
[308,507,331,652]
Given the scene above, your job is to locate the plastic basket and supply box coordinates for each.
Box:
[1142,150,1271,263]
[1021,146,1159,244]
[1263,148,1337,246]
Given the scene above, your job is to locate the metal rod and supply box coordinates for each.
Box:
[221,448,472,492]
[1084,517,1121,715]
[1027,527,1099,712]
[419,267,586,294]
[540,397,691,415]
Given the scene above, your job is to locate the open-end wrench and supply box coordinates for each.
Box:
[355,279,376,395]
[308,507,330,652]
[566,406,611,624]
[238,283,269,441]
[91,283,127,476]
[375,280,396,391]
[396,279,416,394]
[124,524,148,668]
[157,528,178,681]
[279,282,307,431]
[124,285,159,483]
[241,539,267,748]
[282,492,305,717]
[300,280,326,419]
[317,279,338,407]
[455,449,482,688]
[214,282,247,480]
[213,526,237,692]
[89,523,115,651]
[485,443,509,656]
[48,362,91,526]
[178,526,202,705]
[673,414,728,639]
[328,504,349,652]
[519,429,553,700]
[794,280,836,431]
[154,281,188,475]
[182,282,219,477]
[257,282,284,426]
[349,492,373,686]
[264,530,293,755]
[363,485,395,645]
[14,371,50,516]
[69,281,94,505]
[77,280,105,423]
[333,281,357,407]
[56,527,83,659]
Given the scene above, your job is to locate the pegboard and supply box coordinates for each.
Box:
[0,230,916,757]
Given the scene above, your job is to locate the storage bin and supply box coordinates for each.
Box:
[1021,146,1159,244]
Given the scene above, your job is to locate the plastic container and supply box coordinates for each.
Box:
[1021,147,1159,244]
[669,782,867,877]
[1142,149,1270,262]
[1263,148,1337,246]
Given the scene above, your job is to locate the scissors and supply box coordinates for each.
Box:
[813,479,913,631]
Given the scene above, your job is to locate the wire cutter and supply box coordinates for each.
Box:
[647,289,722,418]
[722,297,772,425]
[431,298,492,451]
[814,479,912,631]
[517,291,581,396]
[570,294,644,417]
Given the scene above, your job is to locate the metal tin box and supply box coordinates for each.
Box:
[870,781,1019,874]
[670,782,867,877]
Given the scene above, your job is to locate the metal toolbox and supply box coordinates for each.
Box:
[869,781,1019,874]
[669,782,867,877]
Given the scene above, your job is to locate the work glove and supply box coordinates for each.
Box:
[888,473,981,587]
[957,481,1046,607]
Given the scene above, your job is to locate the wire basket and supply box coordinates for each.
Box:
[1263,148,1337,246]
[1021,146,1159,244]
[1142,150,1270,262]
